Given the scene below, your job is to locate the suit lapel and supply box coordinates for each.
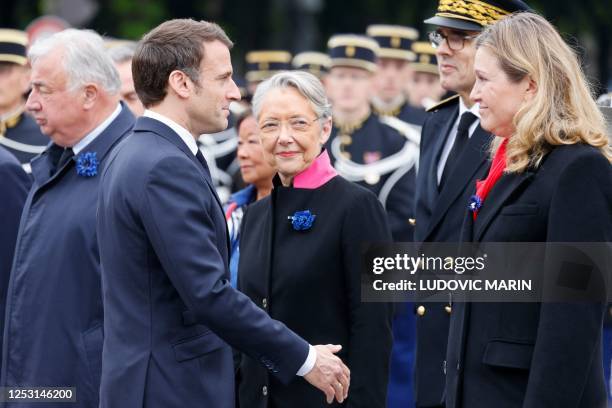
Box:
[31,104,134,192]
[30,147,59,188]
[426,107,458,207]
[426,126,491,239]
[474,170,534,240]
[133,117,225,213]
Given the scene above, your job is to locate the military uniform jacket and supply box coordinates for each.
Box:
[0,105,134,408]
[326,113,419,241]
[0,111,48,170]
[412,95,492,407]
[238,173,394,408]
[373,101,428,127]
[446,144,611,408]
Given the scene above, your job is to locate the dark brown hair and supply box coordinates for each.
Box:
[132,19,233,107]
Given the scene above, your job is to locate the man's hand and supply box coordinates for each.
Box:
[304,344,350,404]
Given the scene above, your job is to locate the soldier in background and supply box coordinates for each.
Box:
[245,50,292,96]
[367,24,427,126]
[407,41,446,110]
[292,51,331,85]
[107,41,145,116]
[325,35,420,408]
[325,34,419,241]
[0,29,47,173]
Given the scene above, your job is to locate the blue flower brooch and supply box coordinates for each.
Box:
[468,194,482,213]
[288,210,316,231]
[76,152,98,177]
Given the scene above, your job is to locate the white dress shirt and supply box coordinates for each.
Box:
[143,109,199,155]
[73,104,122,154]
[436,98,481,184]
[143,110,318,376]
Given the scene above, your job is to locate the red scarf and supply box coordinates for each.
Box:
[470,138,508,219]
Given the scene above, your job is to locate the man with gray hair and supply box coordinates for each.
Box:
[107,41,145,116]
[1,28,134,408]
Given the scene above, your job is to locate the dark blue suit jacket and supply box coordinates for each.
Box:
[412,96,492,407]
[0,147,30,374]
[1,105,133,408]
[97,116,309,408]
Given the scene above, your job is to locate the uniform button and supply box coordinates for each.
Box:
[340,135,352,145]
[262,385,268,396]
[445,305,452,314]
[408,218,416,226]
[416,305,426,316]
[365,173,380,185]
[442,360,447,375]
[262,298,268,309]
[456,362,461,371]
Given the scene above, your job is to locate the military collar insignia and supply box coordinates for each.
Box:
[371,98,405,118]
[0,105,25,135]
[334,111,370,135]
[426,94,460,112]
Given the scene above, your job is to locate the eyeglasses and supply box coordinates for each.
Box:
[259,117,320,136]
[429,31,479,51]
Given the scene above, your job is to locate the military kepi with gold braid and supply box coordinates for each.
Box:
[0,29,28,66]
[425,0,531,31]
[245,50,292,83]
[327,34,379,73]
[366,24,418,61]
[292,52,331,78]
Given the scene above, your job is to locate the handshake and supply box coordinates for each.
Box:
[304,344,351,404]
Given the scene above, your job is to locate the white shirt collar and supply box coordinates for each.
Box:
[459,97,481,119]
[143,109,199,155]
[72,103,122,155]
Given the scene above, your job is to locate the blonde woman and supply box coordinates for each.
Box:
[445,12,612,408]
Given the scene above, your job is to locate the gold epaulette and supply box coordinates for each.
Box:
[426,94,460,112]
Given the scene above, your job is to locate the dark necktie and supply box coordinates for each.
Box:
[51,147,74,175]
[195,149,212,178]
[439,111,477,190]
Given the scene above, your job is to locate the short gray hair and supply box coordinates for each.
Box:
[107,41,138,64]
[29,29,120,94]
[252,71,332,121]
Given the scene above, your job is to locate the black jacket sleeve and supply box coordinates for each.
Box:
[341,188,394,407]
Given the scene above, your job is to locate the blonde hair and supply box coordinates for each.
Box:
[476,12,611,172]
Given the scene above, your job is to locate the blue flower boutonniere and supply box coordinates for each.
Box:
[468,194,482,213]
[288,210,316,231]
[76,152,98,177]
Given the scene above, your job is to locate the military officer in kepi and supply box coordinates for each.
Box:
[245,50,293,97]
[325,33,419,242]
[0,29,48,173]
[292,51,331,85]
[367,24,428,126]
[408,41,447,111]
